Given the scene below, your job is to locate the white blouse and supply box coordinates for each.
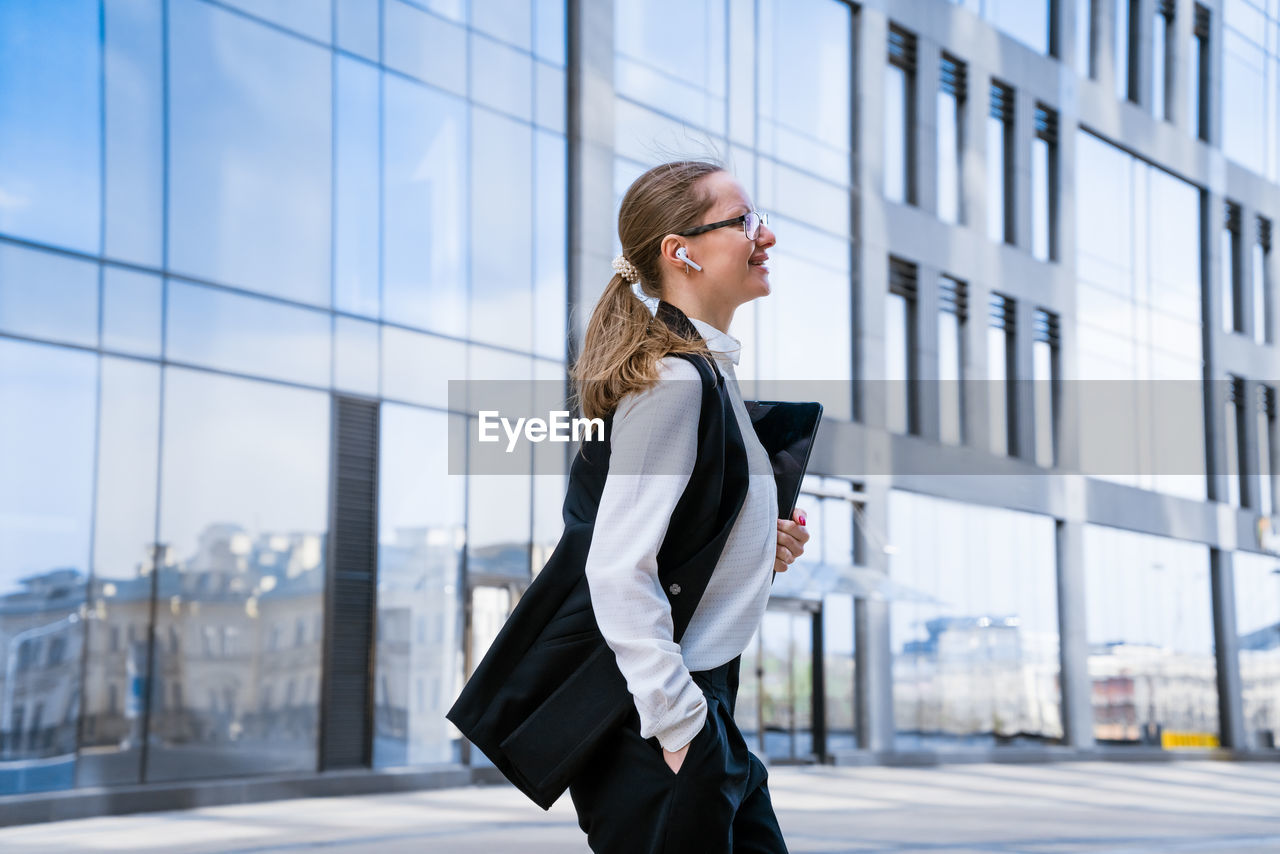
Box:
[583,316,778,752]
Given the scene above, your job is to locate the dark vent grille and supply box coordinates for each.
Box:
[1193,4,1209,39]
[1225,202,1241,232]
[889,256,918,297]
[940,54,966,99]
[888,24,917,70]
[1157,0,1175,18]
[989,293,1016,331]
[990,81,1013,122]
[1227,375,1245,405]
[940,276,968,320]
[1259,384,1276,417]
[1034,104,1058,142]
[1034,309,1060,346]
[320,395,379,770]
[1259,217,1272,251]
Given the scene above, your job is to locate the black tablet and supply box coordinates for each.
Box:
[742,400,824,521]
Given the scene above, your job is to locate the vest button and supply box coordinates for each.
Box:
[668,583,681,595]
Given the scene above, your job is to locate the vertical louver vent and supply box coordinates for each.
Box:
[320,395,379,770]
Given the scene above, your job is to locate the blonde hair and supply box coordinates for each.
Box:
[569,160,724,421]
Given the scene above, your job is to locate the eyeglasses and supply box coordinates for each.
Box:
[675,210,769,241]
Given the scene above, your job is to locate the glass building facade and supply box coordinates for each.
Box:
[2,0,1280,815]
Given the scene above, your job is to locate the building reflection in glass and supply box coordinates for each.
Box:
[0,340,97,794]
[1075,128,1205,501]
[144,368,330,782]
[1233,551,1280,751]
[888,490,1063,751]
[1083,525,1218,746]
[374,405,465,768]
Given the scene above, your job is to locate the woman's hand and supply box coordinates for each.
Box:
[775,508,810,572]
[661,741,690,774]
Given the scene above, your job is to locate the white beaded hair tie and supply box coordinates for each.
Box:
[612,254,641,284]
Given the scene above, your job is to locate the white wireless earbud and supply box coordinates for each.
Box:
[675,246,702,271]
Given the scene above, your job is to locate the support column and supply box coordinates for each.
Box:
[1210,548,1248,748]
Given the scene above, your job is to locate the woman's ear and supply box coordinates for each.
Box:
[658,234,684,269]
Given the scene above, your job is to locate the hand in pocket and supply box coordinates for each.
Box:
[661,741,691,775]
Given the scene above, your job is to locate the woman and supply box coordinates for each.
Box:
[565,159,811,853]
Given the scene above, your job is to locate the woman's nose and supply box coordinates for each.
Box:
[756,222,777,249]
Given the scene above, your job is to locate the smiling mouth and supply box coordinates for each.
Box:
[749,256,769,270]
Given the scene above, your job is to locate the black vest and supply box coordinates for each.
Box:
[445,300,753,810]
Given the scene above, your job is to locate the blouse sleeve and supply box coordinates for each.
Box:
[583,355,709,752]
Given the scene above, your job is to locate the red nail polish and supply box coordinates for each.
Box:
[798,515,806,526]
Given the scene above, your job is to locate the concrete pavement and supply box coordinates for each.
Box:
[1,759,1279,853]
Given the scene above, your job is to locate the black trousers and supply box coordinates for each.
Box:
[568,655,789,854]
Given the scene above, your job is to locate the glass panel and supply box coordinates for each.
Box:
[417,0,465,23]
[988,0,1049,54]
[383,75,468,335]
[334,56,381,318]
[532,359,569,577]
[381,326,468,408]
[383,0,466,96]
[147,367,330,782]
[102,267,162,358]
[165,281,332,388]
[1258,402,1274,517]
[533,0,566,65]
[0,242,99,348]
[750,215,853,418]
[884,65,908,204]
[1077,0,1092,76]
[534,61,566,132]
[216,0,332,43]
[0,339,97,794]
[756,0,851,183]
[613,99,727,168]
[756,157,849,235]
[886,293,909,434]
[1076,129,1204,499]
[890,490,1063,751]
[937,89,960,224]
[335,0,379,61]
[1234,552,1280,751]
[987,115,1005,242]
[533,131,567,360]
[374,404,465,767]
[1115,0,1130,100]
[1152,11,1167,120]
[1223,221,1238,333]
[1221,22,1268,176]
[939,308,963,445]
[472,0,532,50]
[1033,337,1054,466]
[1032,137,1050,261]
[823,594,856,751]
[105,0,163,267]
[1254,239,1269,344]
[168,0,332,305]
[471,33,533,122]
[988,324,1008,456]
[466,469,531,581]
[0,0,101,254]
[759,610,795,758]
[78,358,161,787]
[334,315,379,396]
[470,110,533,351]
[1083,526,1217,747]
[1189,31,1202,139]
[614,0,725,132]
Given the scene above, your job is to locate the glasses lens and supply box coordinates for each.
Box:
[744,212,760,240]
